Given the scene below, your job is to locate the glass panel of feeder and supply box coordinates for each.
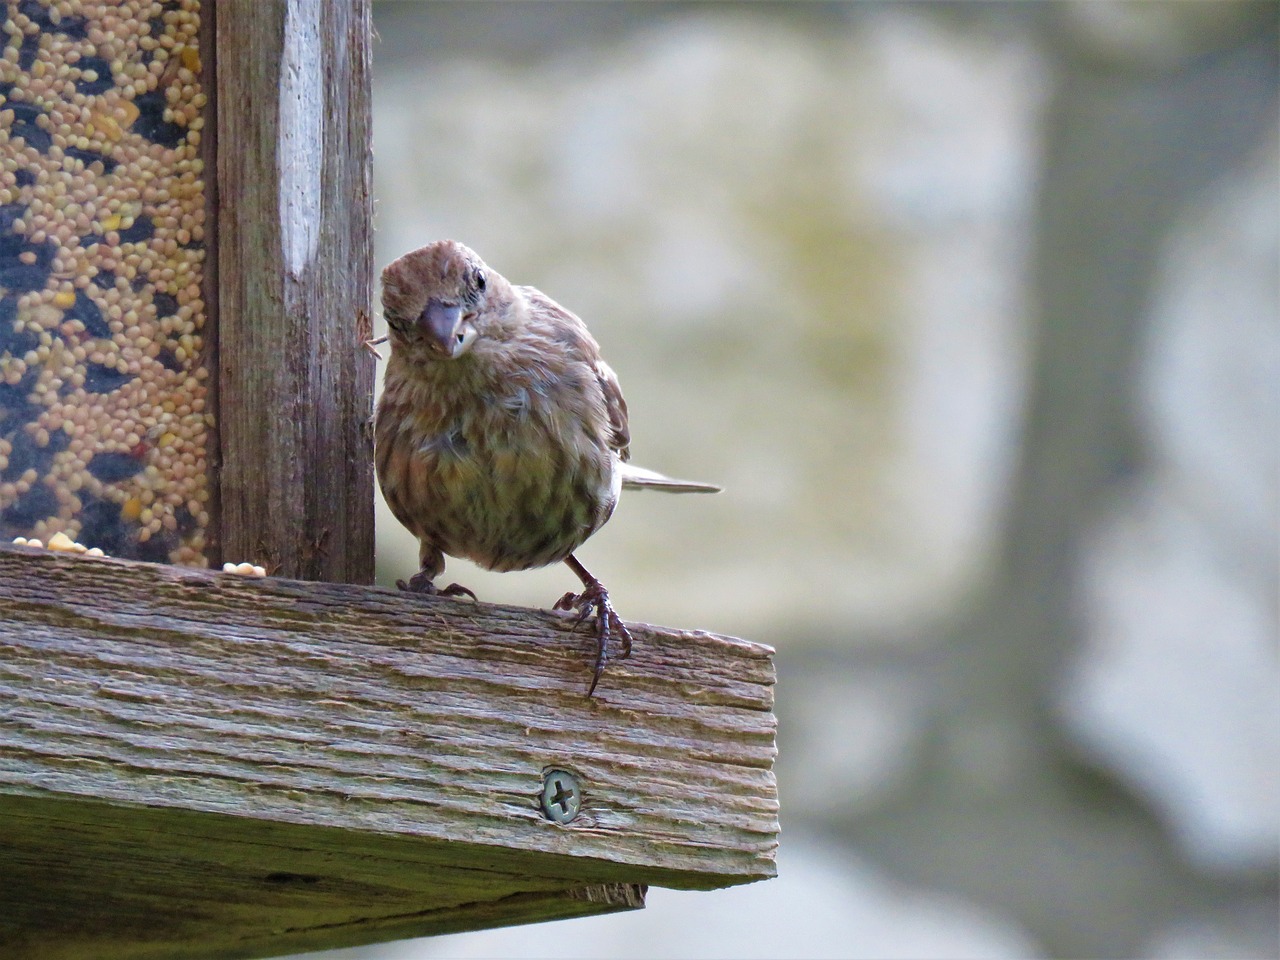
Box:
[0,0,210,566]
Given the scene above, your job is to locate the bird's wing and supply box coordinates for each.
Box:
[594,359,631,462]
[521,285,632,461]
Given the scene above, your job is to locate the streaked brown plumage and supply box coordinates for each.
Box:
[375,240,719,696]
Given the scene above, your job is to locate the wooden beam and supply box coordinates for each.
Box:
[2,793,647,960]
[213,0,376,583]
[0,544,778,958]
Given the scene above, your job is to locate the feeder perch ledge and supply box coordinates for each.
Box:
[0,544,779,959]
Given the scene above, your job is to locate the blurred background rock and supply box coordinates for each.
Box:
[308,2,1278,957]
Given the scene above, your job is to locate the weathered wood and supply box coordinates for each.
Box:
[213,0,376,582]
[2,793,646,960]
[0,544,778,958]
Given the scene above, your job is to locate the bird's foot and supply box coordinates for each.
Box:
[396,571,477,601]
[555,581,632,698]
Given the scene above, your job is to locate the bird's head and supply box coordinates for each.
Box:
[381,240,502,360]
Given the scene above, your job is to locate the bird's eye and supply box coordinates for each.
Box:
[474,270,486,292]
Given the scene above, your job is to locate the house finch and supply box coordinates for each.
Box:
[375,240,720,696]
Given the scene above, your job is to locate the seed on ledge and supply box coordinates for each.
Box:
[222,561,267,577]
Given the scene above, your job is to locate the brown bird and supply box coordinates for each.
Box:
[375,240,719,696]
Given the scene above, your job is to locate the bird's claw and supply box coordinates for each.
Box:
[555,583,632,697]
[397,572,477,601]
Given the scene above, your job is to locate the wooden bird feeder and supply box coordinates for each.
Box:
[0,2,779,958]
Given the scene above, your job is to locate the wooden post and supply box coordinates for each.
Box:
[213,0,375,582]
[0,544,779,959]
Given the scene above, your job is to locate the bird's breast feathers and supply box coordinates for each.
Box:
[376,354,618,571]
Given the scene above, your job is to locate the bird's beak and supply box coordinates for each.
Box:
[419,298,465,357]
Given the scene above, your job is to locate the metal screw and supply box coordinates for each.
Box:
[540,769,581,824]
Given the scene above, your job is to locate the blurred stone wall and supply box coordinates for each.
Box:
[330,3,1279,958]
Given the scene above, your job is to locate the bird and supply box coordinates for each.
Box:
[374,240,720,696]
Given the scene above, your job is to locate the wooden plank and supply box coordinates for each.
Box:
[2,793,645,960]
[0,544,778,957]
[213,0,376,583]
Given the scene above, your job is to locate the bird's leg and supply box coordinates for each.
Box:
[554,554,632,697]
[396,547,476,600]
[397,574,478,600]
[397,573,478,600]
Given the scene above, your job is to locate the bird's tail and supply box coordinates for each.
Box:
[619,462,722,494]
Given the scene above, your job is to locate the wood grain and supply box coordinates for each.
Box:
[0,544,777,957]
[2,792,646,959]
[213,0,376,582]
